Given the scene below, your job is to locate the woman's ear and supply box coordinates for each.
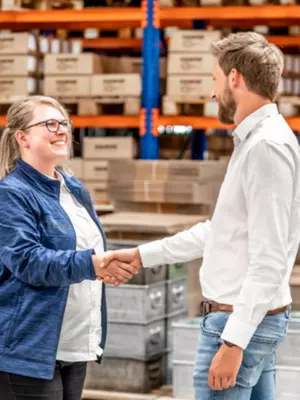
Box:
[15,130,30,149]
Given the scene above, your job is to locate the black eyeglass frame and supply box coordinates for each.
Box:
[23,119,73,133]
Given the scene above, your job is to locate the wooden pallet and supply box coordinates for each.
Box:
[58,96,140,116]
[162,96,217,117]
[82,386,174,400]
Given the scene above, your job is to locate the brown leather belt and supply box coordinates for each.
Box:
[200,300,289,317]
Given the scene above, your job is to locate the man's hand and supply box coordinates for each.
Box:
[92,255,139,286]
[208,344,243,391]
[100,248,142,272]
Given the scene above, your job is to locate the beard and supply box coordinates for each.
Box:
[217,84,237,125]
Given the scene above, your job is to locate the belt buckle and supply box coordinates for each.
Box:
[200,300,212,317]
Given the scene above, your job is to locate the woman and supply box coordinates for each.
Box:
[0,96,136,400]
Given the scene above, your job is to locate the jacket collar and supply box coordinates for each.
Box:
[233,103,279,144]
[16,159,79,199]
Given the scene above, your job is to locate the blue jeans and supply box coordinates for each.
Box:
[193,311,289,400]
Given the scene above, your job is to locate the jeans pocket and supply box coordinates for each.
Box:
[201,312,230,338]
[236,335,277,389]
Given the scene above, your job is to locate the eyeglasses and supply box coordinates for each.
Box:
[23,119,72,133]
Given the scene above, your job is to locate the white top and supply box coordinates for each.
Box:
[139,104,300,349]
[55,173,104,362]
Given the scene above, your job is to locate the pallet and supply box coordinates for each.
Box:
[82,386,174,400]
[4,0,82,10]
[162,96,217,117]
[58,96,140,116]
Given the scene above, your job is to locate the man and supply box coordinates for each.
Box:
[101,32,300,399]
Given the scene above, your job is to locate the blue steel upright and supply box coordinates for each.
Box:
[140,0,160,159]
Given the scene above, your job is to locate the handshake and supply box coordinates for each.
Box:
[92,247,142,286]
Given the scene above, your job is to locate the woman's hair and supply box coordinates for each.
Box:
[0,95,72,179]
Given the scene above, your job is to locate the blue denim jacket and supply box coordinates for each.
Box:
[0,159,107,380]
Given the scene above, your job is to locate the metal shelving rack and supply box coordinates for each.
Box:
[1,5,300,157]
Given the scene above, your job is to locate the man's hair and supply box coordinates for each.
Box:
[211,31,284,101]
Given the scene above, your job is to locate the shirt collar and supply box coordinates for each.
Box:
[233,104,279,143]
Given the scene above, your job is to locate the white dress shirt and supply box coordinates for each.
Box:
[139,104,300,349]
[55,173,104,362]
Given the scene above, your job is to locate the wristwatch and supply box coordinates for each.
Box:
[223,340,237,348]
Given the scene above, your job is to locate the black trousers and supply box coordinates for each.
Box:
[0,361,87,400]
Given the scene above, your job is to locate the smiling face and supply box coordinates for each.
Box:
[211,61,237,125]
[15,103,71,176]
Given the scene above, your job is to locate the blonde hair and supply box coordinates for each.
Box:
[211,31,284,101]
[0,96,71,179]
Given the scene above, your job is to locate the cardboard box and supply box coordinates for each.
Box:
[44,53,103,75]
[83,160,108,181]
[0,55,38,76]
[108,160,226,182]
[167,53,215,75]
[83,137,134,160]
[167,75,213,97]
[44,76,91,97]
[169,30,221,53]
[0,77,37,99]
[0,32,37,55]
[69,157,83,180]
[117,57,167,78]
[91,74,141,97]
[84,181,109,204]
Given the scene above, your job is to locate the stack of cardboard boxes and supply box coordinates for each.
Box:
[0,32,82,103]
[0,32,42,102]
[163,29,221,116]
[107,159,227,214]
[44,53,142,115]
[70,137,135,205]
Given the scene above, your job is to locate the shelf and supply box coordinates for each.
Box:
[0,8,143,29]
[158,116,234,130]
[267,36,300,47]
[71,115,139,128]
[82,35,300,51]
[0,115,299,131]
[82,38,143,50]
[2,6,300,30]
[160,6,300,21]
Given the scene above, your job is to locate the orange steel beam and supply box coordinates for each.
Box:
[0,8,143,29]
[71,115,140,128]
[82,38,143,50]
[0,114,299,130]
[267,36,300,47]
[160,6,300,21]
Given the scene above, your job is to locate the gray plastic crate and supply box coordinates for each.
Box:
[106,319,165,360]
[84,356,165,393]
[107,282,166,323]
[173,360,195,399]
[275,366,300,399]
[173,317,201,362]
[167,277,187,315]
[107,239,167,285]
[166,311,187,350]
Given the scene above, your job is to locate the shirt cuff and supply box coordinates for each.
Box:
[221,314,257,350]
[138,240,165,268]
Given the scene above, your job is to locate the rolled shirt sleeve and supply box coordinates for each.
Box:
[139,220,211,268]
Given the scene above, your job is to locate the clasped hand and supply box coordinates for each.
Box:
[92,247,142,285]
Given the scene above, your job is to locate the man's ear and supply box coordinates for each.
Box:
[15,130,29,149]
[229,68,240,89]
